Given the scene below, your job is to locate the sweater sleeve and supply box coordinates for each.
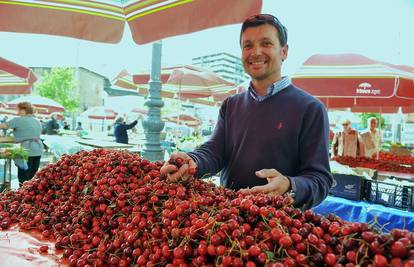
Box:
[188,100,227,178]
[125,120,138,130]
[290,101,333,209]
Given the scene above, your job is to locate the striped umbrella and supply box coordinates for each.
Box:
[0,0,262,45]
[0,57,37,95]
[81,106,118,120]
[7,95,64,114]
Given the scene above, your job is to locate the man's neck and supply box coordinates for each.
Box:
[251,76,281,96]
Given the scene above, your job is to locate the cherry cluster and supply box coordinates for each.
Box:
[0,149,412,266]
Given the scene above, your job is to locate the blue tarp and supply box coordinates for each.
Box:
[314,196,414,231]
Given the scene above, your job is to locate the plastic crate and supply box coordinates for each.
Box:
[330,174,365,201]
[364,178,414,211]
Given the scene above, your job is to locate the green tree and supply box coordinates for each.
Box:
[36,68,79,113]
[359,113,386,129]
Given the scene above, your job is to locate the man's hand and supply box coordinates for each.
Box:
[239,169,291,195]
[160,152,197,182]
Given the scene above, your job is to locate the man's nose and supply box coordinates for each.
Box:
[251,45,263,56]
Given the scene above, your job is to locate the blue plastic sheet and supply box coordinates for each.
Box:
[313,196,414,231]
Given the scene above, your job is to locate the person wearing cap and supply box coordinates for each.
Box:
[161,14,333,210]
[0,102,43,184]
[331,119,363,158]
[113,116,138,144]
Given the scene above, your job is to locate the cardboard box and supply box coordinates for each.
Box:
[330,173,365,200]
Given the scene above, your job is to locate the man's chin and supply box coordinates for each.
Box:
[249,73,268,81]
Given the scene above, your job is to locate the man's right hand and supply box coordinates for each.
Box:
[160,152,197,182]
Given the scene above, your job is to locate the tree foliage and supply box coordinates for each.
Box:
[36,68,79,113]
[359,113,386,129]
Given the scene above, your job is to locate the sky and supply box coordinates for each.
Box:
[1,0,414,81]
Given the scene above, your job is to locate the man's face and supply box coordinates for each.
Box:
[241,24,288,82]
[370,119,377,129]
[342,123,350,131]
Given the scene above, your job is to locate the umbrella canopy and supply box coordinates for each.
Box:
[0,0,262,45]
[130,107,148,116]
[165,67,235,99]
[81,106,118,120]
[0,57,37,95]
[292,54,414,109]
[7,95,64,114]
[164,114,201,127]
[114,65,240,104]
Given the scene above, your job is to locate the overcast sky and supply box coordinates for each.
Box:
[1,0,413,81]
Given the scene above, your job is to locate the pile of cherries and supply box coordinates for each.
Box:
[0,149,413,266]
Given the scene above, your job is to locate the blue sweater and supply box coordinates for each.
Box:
[114,120,138,144]
[188,84,333,209]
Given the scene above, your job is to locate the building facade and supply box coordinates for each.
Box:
[192,52,248,85]
[30,67,108,112]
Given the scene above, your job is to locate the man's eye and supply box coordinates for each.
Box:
[243,44,252,49]
[263,42,273,46]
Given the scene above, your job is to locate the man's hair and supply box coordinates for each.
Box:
[240,14,288,47]
[17,102,34,115]
[115,117,124,124]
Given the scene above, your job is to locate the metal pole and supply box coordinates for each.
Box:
[142,41,165,162]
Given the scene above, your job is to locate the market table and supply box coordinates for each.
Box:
[313,195,414,231]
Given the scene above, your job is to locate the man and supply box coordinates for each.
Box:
[331,119,363,158]
[44,113,61,135]
[114,116,138,144]
[360,117,381,158]
[161,14,333,209]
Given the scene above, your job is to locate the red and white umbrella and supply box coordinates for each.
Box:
[0,57,37,95]
[130,108,148,116]
[292,54,414,110]
[81,106,118,120]
[7,95,64,114]
[114,65,239,105]
[164,114,201,127]
[0,0,261,45]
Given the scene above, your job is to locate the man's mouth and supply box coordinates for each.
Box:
[248,60,267,66]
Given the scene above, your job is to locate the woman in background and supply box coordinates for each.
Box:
[0,102,43,184]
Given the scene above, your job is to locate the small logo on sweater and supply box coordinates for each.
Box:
[276,122,283,129]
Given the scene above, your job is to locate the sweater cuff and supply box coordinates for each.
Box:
[289,176,307,209]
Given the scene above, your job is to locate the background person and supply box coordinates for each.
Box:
[360,117,381,158]
[113,116,138,144]
[0,102,43,184]
[45,112,61,135]
[331,119,363,158]
[161,14,333,210]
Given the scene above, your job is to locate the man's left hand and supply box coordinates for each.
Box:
[239,169,291,195]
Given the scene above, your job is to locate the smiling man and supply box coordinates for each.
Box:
[161,14,333,209]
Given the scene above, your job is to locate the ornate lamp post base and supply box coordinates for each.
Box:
[142,41,165,162]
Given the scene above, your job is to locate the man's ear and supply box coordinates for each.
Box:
[281,44,289,62]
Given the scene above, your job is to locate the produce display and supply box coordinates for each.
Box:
[0,143,29,160]
[378,152,414,165]
[0,149,413,266]
[334,156,414,174]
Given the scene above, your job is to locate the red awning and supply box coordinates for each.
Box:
[292,54,414,109]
